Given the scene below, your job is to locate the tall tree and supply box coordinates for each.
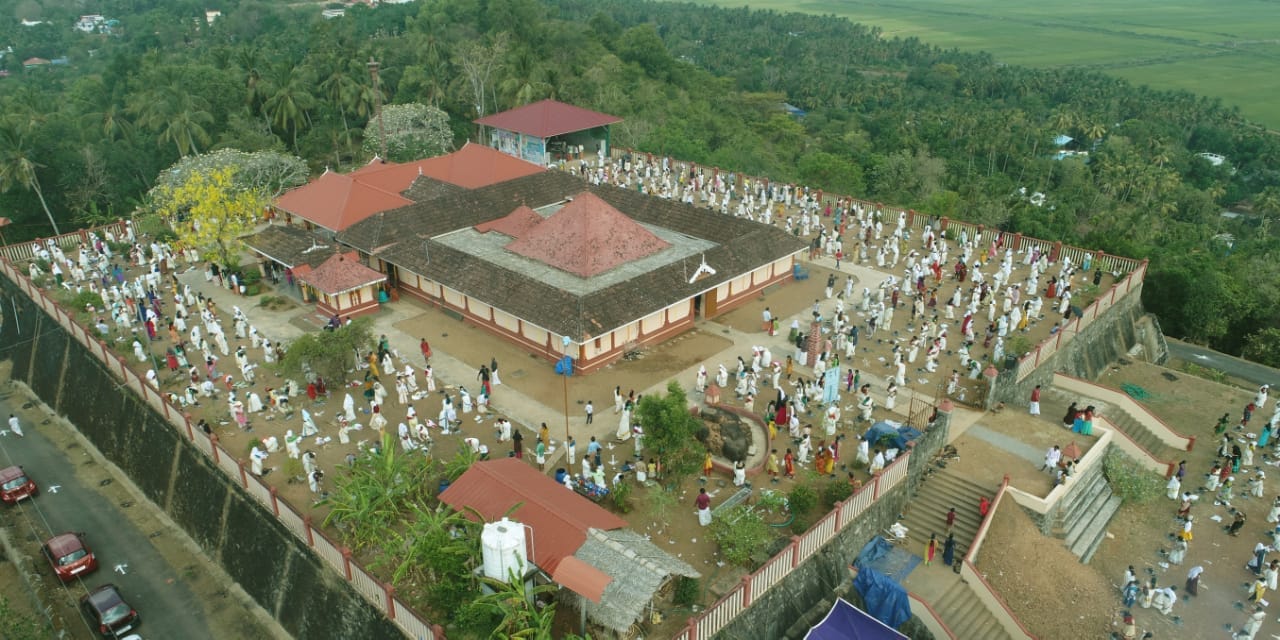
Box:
[0,119,61,235]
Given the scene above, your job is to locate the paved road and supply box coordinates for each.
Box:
[1165,338,1279,388]
[0,388,246,640]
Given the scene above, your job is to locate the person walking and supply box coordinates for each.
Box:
[696,488,712,526]
[585,401,594,424]
[924,533,938,566]
[945,507,957,532]
[1186,565,1203,596]
[1029,385,1041,416]
[942,533,956,566]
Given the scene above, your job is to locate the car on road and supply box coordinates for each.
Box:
[41,532,98,582]
[80,584,139,638]
[0,465,37,504]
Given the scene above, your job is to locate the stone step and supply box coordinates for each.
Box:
[1064,479,1116,547]
[932,580,1014,640]
[1073,495,1124,563]
[1054,471,1110,535]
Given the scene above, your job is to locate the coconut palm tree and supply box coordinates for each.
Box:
[0,120,62,235]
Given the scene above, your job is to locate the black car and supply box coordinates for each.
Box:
[79,584,139,638]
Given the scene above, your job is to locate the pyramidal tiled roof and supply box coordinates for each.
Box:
[504,192,670,278]
[474,205,543,239]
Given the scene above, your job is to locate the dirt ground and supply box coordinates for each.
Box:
[977,358,1259,640]
[392,303,734,420]
[976,503,1114,640]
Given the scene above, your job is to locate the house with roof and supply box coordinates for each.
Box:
[291,251,387,318]
[337,170,806,372]
[441,459,699,637]
[475,99,621,166]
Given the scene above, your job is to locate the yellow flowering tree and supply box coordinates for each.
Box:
[157,167,264,267]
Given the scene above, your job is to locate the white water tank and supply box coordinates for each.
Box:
[481,517,528,582]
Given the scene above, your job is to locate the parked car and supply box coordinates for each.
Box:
[80,584,139,638]
[0,465,37,504]
[41,532,97,582]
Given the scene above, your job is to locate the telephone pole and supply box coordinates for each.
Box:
[367,58,387,160]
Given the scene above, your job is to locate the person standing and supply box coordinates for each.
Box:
[1186,565,1204,597]
[696,488,713,526]
[703,450,714,478]
[7,414,22,437]
[419,338,431,364]
[942,533,956,566]
[1029,385,1041,416]
[1043,445,1061,472]
[512,429,524,459]
[979,496,991,520]
[762,307,773,334]
[945,507,957,532]
[924,533,938,566]
[566,436,577,466]
[585,401,594,424]
[535,439,547,471]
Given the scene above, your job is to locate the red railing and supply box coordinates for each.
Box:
[679,450,915,639]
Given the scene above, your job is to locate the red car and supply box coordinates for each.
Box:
[41,532,98,582]
[0,465,37,504]
[80,584,139,638]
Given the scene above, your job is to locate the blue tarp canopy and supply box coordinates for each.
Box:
[850,567,913,632]
[804,596,909,640]
[862,421,921,451]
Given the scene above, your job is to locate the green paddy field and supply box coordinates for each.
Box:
[694,0,1280,127]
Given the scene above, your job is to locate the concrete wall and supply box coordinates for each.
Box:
[990,282,1163,408]
[712,411,951,640]
[0,275,403,640]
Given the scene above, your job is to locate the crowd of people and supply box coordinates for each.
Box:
[1116,385,1278,639]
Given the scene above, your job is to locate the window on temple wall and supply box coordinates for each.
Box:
[349,290,361,307]
[594,337,602,350]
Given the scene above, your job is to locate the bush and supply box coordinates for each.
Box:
[789,484,817,516]
[710,505,772,567]
[821,479,855,506]
[1102,448,1164,503]
[611,481,632,513]
[673,576,700,606]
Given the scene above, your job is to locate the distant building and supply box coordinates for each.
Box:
[205,10,222,24]
[321,8,345,18]
[75,14,106,33]
[475,99,621,166]
[22,57,50,69]
[1197,152,1227,167]
[20,19,44,27]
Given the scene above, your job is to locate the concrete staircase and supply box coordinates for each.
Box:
[932,578,1014,640]
[1042,386,1180,463]
[1051,465,1123,563]
[899,468,994,562]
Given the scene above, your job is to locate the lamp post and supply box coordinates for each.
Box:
[561,335,572,444]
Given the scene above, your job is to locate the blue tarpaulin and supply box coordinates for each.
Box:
[850,567,912,632]
[862,421,921,451]
[804,596,909,640]
[854,536,919,581]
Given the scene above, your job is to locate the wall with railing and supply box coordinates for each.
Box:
[675,450,914,640]
[0,220,130,263]
[1052,373,1193,452]
[1004,427,1113,515]
[0,255,443,640]
[960,477,1038,640]
[1012,260,1149,383]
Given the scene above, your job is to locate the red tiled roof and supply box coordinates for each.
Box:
[440,458,627,576]
[475,100,621,139]
[400,142,545,189]
[274,170,413,232]
[505,192,670,278]
[274,145,544,231]
[474,205,543,238]
[294,251,386,295]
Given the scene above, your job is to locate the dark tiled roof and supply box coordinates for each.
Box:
[400,175,466,203]
[358,173,807,338]
[241,225,335,269]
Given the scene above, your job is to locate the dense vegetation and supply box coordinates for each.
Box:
[1,0,1278,361]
